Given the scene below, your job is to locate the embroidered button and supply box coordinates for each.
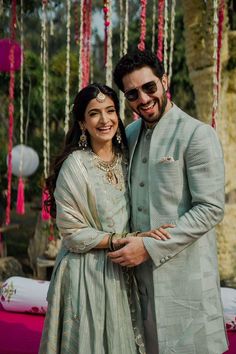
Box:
[137,206,142,212]
[139,182,145,187]
[142,157,147,163]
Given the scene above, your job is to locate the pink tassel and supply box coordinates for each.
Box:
[41,188,51,221]
[16,177,25,215]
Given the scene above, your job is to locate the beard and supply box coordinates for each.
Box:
[137,86,168,126]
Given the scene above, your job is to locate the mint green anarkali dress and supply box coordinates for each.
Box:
[39,150,145,354]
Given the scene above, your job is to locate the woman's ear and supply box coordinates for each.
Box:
[79,122,85,130]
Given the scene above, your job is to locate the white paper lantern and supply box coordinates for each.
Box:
[7,144,39,177]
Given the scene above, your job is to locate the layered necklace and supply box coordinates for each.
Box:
[91,151,125,191]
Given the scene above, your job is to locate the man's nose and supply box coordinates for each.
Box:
[138,89,150,103]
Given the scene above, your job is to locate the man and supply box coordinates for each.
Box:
[108,49,228,354]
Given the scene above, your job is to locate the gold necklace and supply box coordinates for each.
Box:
[91,151,126,190]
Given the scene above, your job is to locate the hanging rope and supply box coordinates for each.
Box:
[138,0,147,51]
[6,0,17,225]
[156,0,164,62]
[64,0,71,134]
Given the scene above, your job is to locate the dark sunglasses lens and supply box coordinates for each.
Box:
[125,89,139,102]
[143,81,158,94]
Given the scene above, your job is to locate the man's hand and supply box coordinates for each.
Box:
[107,237,149,267]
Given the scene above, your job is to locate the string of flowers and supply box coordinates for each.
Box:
[156,0,164,62]
[104,0,113,86]
[151,0,157,52]
[138,0,147,51]
[78,0,83,91]
[163,0,169,73]
[74,0,79,45]
[6,0,17,225]
[17,0,25,215]
[64,0,71,134]
[80,0,92,88]
[168,0,176,86]
[119,0,123,58]
[119,0,129,121]
[211,0,224,129]
[41,0,51,221]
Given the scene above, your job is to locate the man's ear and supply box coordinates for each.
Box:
[161,74,169,92]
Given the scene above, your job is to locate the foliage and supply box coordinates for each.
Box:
[0,1,195,205]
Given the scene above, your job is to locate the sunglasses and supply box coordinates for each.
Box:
[124,80,159,102]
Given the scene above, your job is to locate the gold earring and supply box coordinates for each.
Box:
[79,128,87,149]
[116,128,122,144]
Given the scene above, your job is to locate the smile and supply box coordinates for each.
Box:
[140,101,156,111]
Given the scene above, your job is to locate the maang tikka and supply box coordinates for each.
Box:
[79,127,87,149]
[96,89,106,103]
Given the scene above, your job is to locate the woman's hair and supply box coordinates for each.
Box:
[45,83,128,218]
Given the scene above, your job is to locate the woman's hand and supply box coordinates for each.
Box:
[138,223,175,241]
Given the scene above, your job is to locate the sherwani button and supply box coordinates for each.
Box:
[142,157,147,163]
[137,206,143,212]
[139,182,145,187]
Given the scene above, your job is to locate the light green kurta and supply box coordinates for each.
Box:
[39,150,145,354]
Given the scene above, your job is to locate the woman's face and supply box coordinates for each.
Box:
[82,95,119,150]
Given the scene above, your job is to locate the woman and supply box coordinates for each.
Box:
[39,83,170,354]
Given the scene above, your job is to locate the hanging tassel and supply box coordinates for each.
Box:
[16,176,25,214]
[41,188,51,221]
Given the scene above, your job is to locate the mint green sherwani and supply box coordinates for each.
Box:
[39,150,145,354]
[126,104,228,354]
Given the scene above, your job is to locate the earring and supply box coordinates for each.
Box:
[116,128,122,144]
[79,128,87,149]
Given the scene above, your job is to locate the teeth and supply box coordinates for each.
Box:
[141,102,155,110]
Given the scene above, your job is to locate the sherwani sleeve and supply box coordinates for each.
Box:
[143,124,225,267]
[54,154,108,253]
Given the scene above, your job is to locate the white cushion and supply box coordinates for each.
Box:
[0,276,49,314]
[221,287,236,331]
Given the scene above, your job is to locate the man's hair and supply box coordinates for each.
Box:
[113,49,165,92]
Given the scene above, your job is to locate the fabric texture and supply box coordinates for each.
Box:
[126,104,228,354]
[39,150,145,354]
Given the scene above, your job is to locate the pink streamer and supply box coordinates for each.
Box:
[16,177,25,215]
[41,188,51,221]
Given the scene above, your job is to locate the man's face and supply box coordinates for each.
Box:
[122,66,171,127]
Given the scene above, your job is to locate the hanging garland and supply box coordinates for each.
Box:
[78,0,83,90]
[156,0,164,62]
[151,0,157,52]
[104,0,112,86]
[168,0,176,86]
[211,0,224,129]
[79,0,92,89]
[138,0,147,51]
[64,0,71,134]
[6,0,17,225]
[119,0,129,121]
[41,0,50,221]
[163,0,169,73]
[16,0,25,215]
